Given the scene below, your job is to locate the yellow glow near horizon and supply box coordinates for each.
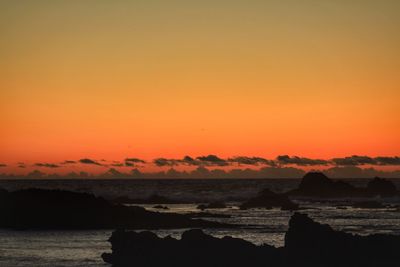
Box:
[1,1,399,173]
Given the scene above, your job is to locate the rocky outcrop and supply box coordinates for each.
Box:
[288,172,398,199]
[240,188,299,210]
[0,188,230,230]
[288,172,359,198]
[103,213,400,267]
[285,212,400,266]
[366,177,398,197]
[102,228,280,267]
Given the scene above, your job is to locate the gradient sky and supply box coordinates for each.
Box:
[1,0,399,174]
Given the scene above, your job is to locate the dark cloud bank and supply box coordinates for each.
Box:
[1,155,400,178]
[2,165,400,179]
[79,158,102,165]
[152,155,400,168]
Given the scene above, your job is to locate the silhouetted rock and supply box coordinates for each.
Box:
[285,212,400,266]
[103,213,400,266]
[366,177,397,197]
[0,188,231,230]
[240,188,299,210]
[102,229,280,267]
[289,172,399,200]
[197,201,227,210]
[352,200,386,209]
[288,172,359,198]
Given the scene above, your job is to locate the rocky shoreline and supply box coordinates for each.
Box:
[102,212,400,267]
[0,188,231,230]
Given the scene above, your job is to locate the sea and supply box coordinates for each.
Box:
[0,178,400,267]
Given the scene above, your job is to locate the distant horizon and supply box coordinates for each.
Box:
[1,154,400,179]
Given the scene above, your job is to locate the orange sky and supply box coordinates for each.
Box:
[1,1,399,174]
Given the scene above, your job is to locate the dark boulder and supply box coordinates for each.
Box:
[102,229,280,267]
[103,213,400,266]
[288,172,359,198]
[240,188,299,210]
[0,188,231,230]
[366,177,398,197]
[285,212,400,266]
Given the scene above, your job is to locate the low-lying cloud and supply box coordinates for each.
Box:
[79,158,102,165]
[276,155,330,166]
[332,156,400,166]
[35,163,60,168]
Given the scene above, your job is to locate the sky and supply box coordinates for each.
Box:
[1,0,399,176]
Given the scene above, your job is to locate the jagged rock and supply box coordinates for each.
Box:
[0,188,231,230]
[285,212,400,266]
[366,177,397,197]
[102,229,280,267]
[288,172,359,198]
[103,213,400,267]
[240,188,299,210]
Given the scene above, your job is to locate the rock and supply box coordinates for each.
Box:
[288,172,399,200]
[284,212,400,266]
[288,172,359,198]
[0,188,231,230]
[240,188,299,210]
[103,213,400,266]
[366,177,398,197]
[352,201,386,209]
[197,201,227,210]
[102,229,279,267]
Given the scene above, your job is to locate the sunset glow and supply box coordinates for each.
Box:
[1,1,399,176]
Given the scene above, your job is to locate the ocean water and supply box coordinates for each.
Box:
[0,179,400,267]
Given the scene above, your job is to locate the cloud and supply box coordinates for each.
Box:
[35,163,60,168]
[0,163,7,167]
[374,156,400,165]
[61,160,76,164]
[228,156,273,166]
[79,158,101,165]
[323,166,400,178]
[276,155,330,166]
[181,156,202,166]
[111,163,124,167]
[153,158,179,167]
[196,155,228,166]
[125,158,146,164]
[332,155,376,166]
[124,158,146,167]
